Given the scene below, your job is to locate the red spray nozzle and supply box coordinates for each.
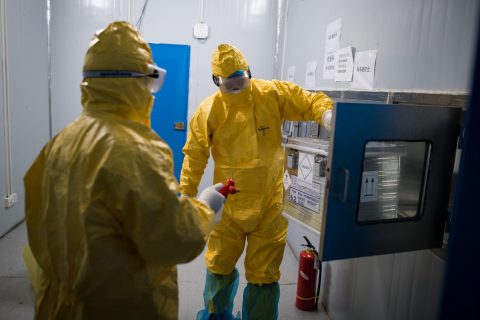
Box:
[218,178,239,198]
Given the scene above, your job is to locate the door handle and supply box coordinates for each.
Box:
[333,168,349,202]
[174,122,186,131]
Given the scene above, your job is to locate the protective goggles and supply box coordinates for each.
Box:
[83,64,166,93]
[212,70,251,94]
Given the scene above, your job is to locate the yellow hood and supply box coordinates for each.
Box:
[211,43,252,106]
[81,21,154,126]
[211,43,249,78]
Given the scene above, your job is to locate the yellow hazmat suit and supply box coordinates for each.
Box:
[24,21,214,320]
[180,44,332,319]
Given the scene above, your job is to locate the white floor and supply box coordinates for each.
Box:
[0,222,329,320]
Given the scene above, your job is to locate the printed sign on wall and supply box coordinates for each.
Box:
[352,50,377,89]
[287,66,296,83]
[335,47,354,82]
[325,18,342,54]
[305,61,317,89]
[323,53,336,79]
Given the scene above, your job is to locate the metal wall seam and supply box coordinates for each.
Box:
[128,0,132,23]
[47,0,52,139]
[273,0,288,80]
[1,0,13,197]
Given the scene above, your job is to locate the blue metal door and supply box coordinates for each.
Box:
[441,12,480,317]
[320,102,461,261]
[149,43,190,180]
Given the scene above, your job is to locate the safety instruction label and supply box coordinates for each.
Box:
[289,175,322,212]
[297,152,314,187]
[360,171,378,202]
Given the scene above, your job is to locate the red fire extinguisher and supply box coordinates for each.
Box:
[296,236,322,311]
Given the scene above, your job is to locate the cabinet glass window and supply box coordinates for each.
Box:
[357,141,431,223]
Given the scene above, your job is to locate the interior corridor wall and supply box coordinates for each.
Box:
[130,0,277,193]
[49,0,131,135]
[0,0,50,236]
[281,0,478,91]
[49,0,277,194]
[281,1,479,319]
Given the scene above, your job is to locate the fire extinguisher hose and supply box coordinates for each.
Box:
[302,236,322,309]
[314,255,322,309]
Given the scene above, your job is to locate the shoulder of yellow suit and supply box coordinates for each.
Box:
[195,92,220,114]
[250,78,287,96]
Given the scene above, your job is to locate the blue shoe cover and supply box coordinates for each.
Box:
[196,269,240,320]
[242,282,280,320]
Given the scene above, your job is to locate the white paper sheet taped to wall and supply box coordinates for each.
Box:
[288,66,296,83]
[352,50,377,89]
[335,46,354,82]
[305,61,317,88]
[323,53,336,79]
[325,18,342,54]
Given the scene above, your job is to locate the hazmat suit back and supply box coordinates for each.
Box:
[24,21,214,320]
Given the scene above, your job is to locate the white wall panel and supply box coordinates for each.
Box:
[320,249,446,320]
[408,251,445,320]
[49,0,130,135]
[352,254,395,320]
[387,252,416,320]
[321,258,356,319]
[0,0,50,236]
[282,0,478,91]
[130,0,277,192]
[0,14,6,233]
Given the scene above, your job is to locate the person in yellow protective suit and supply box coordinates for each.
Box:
[180,44,333,320]
[24,21,226,320]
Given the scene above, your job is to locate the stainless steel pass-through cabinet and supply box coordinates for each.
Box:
[316,101,461,261]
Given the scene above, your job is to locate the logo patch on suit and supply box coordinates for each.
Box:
[257,125,270,136]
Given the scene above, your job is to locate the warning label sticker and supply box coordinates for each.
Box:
[289,175,322,212]
[360,171,378,202]
[297,152,314,187]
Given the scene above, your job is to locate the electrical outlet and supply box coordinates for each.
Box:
[4,193,17,208]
